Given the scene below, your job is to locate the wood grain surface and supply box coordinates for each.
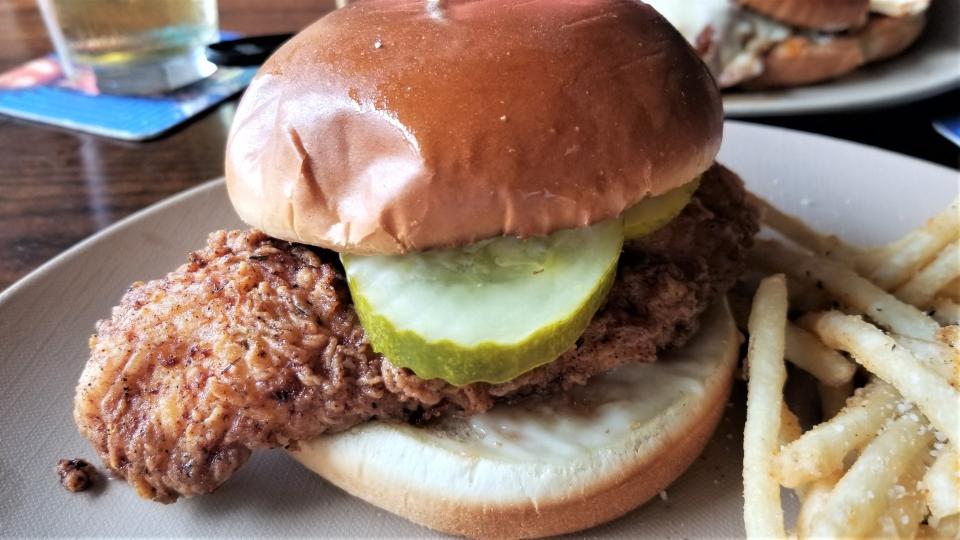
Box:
[0,0,956,291]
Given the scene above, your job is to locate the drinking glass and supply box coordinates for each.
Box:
[37,0,219,95]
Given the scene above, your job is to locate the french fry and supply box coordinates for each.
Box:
[742,275,789,538]
[817,380,854,420]
[812,312,960,443]
[807,414,935,538]
[748,192,862,263]
[780,404,802,446]
[795,476,840,538]
[868,452,930,539]
[753,239,941,340]
[734,285,855,386]
[895,241,960,307]
[931,296,960,326]
[786,276,832,313]
[893,334,959,384]
[743,198,959,539]
[924,444,960,520]
[940,325,960,350]
[940,276,960,303]
[858,197,960,290]
[746,260,830,312]
[777,381,900,487]
[784,323,857,387]
[923,514,960,539]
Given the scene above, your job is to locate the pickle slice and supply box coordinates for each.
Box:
[623,177,700,239]
[342,220,623,385]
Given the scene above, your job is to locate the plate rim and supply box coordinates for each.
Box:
[724,75,960,117]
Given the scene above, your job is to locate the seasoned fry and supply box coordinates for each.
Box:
[859,197,960,290]
[940,325,960,350]
[743,198,960,540]
[922,515,960,539]
[868,453,930,539]
[786,276,832,313]
[940,276,960,302]
[931,296,960,326]
[893,334,959,384]
[817,380,854,420]
[753,239,941,340]
[807,414,935,538]
[735,291,851,387]
[780,404,802,446]
[748,192,861,263]
[895,241,960,307]
[784,323,857,386]
[777,381,900,487]
[742,275,788,538]
[812,312,960,443]
[923,444,959,520]
[795,476,840,538]
[745,260,829,312]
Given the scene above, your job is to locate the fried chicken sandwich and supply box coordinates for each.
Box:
[75,1,759,536]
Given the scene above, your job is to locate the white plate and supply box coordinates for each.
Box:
[724,0,960,117]
[1,122,957,537]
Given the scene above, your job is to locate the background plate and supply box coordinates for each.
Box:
[723,0,960,117]
[1,122,958,537]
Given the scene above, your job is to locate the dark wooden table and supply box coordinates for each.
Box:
[0,0,957,291]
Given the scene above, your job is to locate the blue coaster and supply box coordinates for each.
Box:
[0,34,256,141]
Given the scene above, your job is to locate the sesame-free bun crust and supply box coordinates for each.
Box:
[739,0,870,30]
[291,300,739,538]
[225,0,722,254]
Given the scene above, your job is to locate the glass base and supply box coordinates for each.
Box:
[92,49,216,96]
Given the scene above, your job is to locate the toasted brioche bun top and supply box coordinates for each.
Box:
[225,0,722,254]
[738,0,870,30]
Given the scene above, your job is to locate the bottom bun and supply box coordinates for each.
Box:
[291,299,740,539]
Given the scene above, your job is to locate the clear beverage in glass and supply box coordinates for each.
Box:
[37,0,219,95]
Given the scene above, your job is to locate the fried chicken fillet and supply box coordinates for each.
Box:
[75,165,758,503]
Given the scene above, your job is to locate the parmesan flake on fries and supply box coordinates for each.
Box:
[776,380,900,487]
[743,196,958,539]
[869,451,931,539]
[807,414,935,538]
[923,443,960,520]
[811,311,960,443]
